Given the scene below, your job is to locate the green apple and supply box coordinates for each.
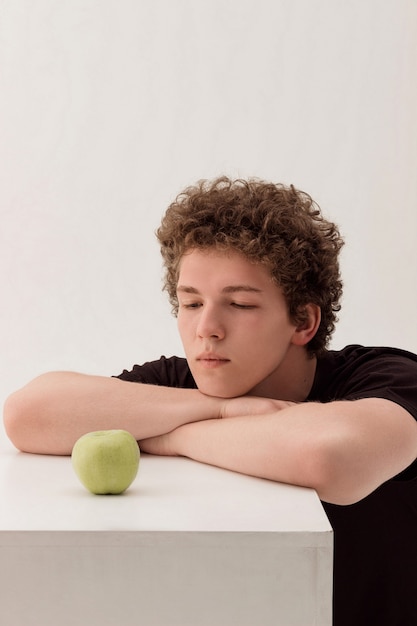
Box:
[71,429,140,495]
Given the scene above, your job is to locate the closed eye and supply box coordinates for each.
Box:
[181,302,202,309]
[231,302,257,309]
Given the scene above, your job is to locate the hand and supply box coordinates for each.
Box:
[139,430,180,457]
[220,396,297,419]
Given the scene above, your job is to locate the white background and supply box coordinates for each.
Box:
[1,0,417,433]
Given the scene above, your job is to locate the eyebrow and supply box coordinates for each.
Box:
[176,285,263,294]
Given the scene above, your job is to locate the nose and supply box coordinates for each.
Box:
[196,304,225,340]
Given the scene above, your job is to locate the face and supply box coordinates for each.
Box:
[176,248,301,399]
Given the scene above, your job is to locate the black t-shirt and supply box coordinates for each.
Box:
[308,346,417,626]
[116,345,417,626]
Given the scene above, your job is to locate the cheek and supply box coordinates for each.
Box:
[241,319,283,350]
[177,316,195,353]
[240,325,294,373]
[177,313,187,335]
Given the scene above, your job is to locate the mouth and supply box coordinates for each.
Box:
[196,354,231,368]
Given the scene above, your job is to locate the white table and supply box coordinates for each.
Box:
[0,437,333,626]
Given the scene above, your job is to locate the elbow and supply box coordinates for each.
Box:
[3,374,55,453]
[305,438,370,506]
[3,390,28,451]
[3,388,39,452]
[313,469,365,506]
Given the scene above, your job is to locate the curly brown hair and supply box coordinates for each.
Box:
[157,176,344,355]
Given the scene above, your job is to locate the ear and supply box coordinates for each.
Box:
[291,304,321,347]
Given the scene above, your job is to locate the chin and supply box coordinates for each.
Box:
[196,381,251,399]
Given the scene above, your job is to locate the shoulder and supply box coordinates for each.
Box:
[320,344,417,370]
[310,345,417,420]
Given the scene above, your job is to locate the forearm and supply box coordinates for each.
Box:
[171,409,322,492]
[143,398,417,505]
[141,403,327,492]
[3,371,221,455]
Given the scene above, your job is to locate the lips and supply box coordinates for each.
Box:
[196,352,230,367]
[197,352,229,361]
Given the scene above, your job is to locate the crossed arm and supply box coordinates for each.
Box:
[4,372,417,505]
[139,397,417,505]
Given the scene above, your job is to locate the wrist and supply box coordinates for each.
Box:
[195,389,224,421]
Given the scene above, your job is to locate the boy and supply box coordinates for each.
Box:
[4,176,417,625]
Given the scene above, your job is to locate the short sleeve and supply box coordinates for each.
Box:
[338,352,417,422]
[310,345,417,482]
[310,345,417,422]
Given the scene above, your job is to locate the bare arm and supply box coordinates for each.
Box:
[140,397,417,505]
[3,371,221,455]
